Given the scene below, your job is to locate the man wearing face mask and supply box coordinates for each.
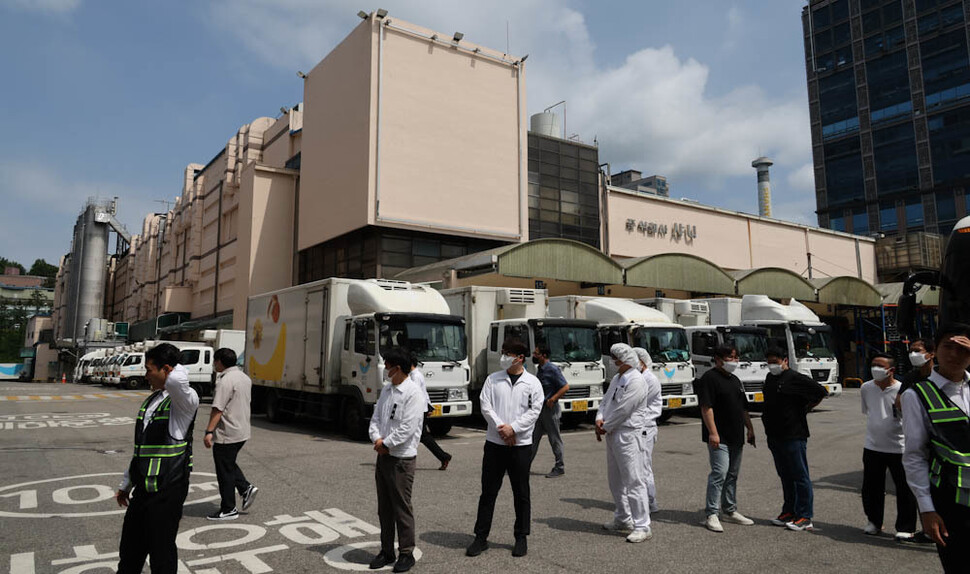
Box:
[761,347,828,532]
[696,344,756,533]
[530,345,569,478]
[597,343,653,543]
[368,349,425,573]
[860,353,917,541]
[466,339,543,559]
[634,347,663,514]
[899,338,936,400]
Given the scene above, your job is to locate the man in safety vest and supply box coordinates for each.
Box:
[901,323,970,573]
[115,343,199,573]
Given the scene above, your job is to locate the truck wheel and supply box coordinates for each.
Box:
[341,399,367,441]
[265,391,290,423]
[658,410,674,424]
[125,377,142,391]
[426,420,453,437]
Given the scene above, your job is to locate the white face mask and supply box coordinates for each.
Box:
[871,366,890,381]
[383,367,396,383]
[500,355,518,371]
[768,364,784,376]
[909,352,929,367]
[721,361,739,374]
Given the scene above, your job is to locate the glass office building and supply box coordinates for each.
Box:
[804,0,970,237]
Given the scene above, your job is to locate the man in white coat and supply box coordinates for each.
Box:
[634,347,663,514]
[596,343,653,543]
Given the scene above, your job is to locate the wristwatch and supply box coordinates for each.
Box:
[205,430,214,435]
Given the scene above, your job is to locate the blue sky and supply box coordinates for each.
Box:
[0,0,814,268]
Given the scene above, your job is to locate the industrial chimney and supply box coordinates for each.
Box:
[751,157,773,218]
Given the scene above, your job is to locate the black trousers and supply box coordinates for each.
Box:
[474,441,532,539]
[421,414,451,464]
[931,484,970,574]
[213,441,251,512]
[117,478,190,574]
[861,448,917,532]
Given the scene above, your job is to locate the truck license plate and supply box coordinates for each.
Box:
[572,400,588,412]
[754,392,764,403]
[430,404,443,417]
[668,398,682,409]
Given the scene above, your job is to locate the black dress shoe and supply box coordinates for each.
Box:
[465,537,489,557]
[369,552,395,569]
[393,553,415,573]
[512,536,528,557]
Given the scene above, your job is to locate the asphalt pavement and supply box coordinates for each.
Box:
[0,381,940,573]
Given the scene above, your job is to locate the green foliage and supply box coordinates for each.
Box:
[28,259,58,288]
[0,290,53,363]
[0,257,25,275]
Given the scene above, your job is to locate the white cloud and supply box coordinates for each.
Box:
[723,4,743,51]
[203,0,813,215]
[786,162,816,194]
[0,0,80,14]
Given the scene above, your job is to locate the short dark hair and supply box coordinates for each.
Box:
[713,344,737,361]
[535,344,551,358]
[409,352,419,368]
[502,338,529,357]
[213,348,237,368]
[935,323,970,347]
[871,352,895,368]
[383,348,411,371]
[765,346,788,360]
[146,343,180,369]
[911,337,936,353]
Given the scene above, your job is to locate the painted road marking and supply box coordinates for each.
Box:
[0,392,149,402]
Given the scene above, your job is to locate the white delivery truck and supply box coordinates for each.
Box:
[115,344,147,390]
[740,294,842,396]
[443,287,606,421]
[549,296,696,422]
[75,349,106,384]
[246,278,472,439]
[686,325,771,405]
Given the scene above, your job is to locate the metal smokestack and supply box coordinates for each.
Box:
[752,156,773,218]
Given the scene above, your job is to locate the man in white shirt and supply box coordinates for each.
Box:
[901,323,970,572]
[860,353,917,540]
[634,347,663,513]
[409,357,452,470]
[597,344,652,543]
[466,339,543,559]
[203,347,257,521]
[114,343,199,574]
[368,349,425,573]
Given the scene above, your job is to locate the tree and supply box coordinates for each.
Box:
[28,259,58,288]
[0,257,25,275]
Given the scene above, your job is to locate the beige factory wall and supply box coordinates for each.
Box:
[607,189,877,283]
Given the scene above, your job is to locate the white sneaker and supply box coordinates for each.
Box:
[863,521,881,535]
[722,511,754,525]
[894,531,914,542]
[602,519,635,534]
[626,528,653,543]
[704,514,724,532]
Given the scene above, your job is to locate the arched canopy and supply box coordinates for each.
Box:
[731,268,816,301]
[622,253,735,295]
[812,277,883,307]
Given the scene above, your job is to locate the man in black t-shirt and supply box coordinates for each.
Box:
[696,344,756,533]
[899,338,936,399]
[762,346,828,532]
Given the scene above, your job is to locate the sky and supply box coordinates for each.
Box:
[0,0,815,268]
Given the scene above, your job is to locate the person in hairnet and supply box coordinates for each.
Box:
[596,343,652,543]
[634,347,663,514]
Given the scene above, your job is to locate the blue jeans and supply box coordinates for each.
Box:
[767,438,813,519]
[706,443,743,516]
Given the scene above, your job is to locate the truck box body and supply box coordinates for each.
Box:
[443,286,605,416]
[549,295,697,413]
[686,325,770,404]
[246,279,472,435]
[740,295,842,396]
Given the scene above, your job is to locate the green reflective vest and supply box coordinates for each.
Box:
[128,390,194,494]
[912,379,970,507]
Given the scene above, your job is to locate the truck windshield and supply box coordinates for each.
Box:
[379,320,467,362]
[535,325,601,362]
[792,325,835,359]
[635,328,690,363]
[726,332,768,362]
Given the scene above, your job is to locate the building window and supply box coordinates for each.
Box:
[921,30,970,109]
[830,215,845,232]
[824,136,865,206]
[872,122,920,194]
[879,201,898,231]
[937,191,958,223]
[905,198,924,228]
[819,70,859,140]
[928,107,970,185]
[852,209,869,235]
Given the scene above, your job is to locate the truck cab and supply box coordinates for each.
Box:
[486,318,605,417]
[176,344,214,396]
[117,351,145,390]
[740,295,842,397]
[339,310,472,436]
[687,325,770,404]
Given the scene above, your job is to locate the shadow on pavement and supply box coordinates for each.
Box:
[535,516,617,537]
[560,497,613,511]
[418,531,512,551]
[813,469,909,495]
[801,519,938,553]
